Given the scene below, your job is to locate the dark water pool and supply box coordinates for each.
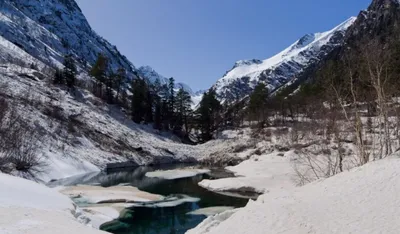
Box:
[48,165,251,234]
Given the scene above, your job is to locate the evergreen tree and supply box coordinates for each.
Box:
[168,77,176,129]
[130,78,147,123]
[144,85,154,123]
[150,79,165,130]
[30,63,38,70]
[114,68,126,102]
[161,100,170,130]
[175,88,193,134]
[153,95,162,130]
[248,83,268,124]
[90,54,108,97]
[121,89,129,109]
[53,68,64,85]
[63,54,77,91]
[158,83,170,130]
[196,90,221,142]
[104,73,114,104]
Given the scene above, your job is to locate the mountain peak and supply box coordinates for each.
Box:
[211,17,355,103]
[137,66,194,95]
[234,59,263,68]
[294,34,316,49]
[369,0,399,10]
[2,0,134,73]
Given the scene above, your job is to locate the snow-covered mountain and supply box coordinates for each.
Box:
[0,0,193,91]
[212,17,356,103]
[137,66,194,95]
[0,0,204,182]
[0,0,135,73]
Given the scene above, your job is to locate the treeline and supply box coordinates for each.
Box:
[53,53,224,142]
[239,36,400,165]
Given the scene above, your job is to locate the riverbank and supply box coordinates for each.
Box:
[0,172,106,234]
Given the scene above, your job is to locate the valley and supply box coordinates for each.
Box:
[1,0,400,234]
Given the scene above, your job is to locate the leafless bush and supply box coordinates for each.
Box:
[292,150,337,186]
[43,104,67,122]
[0,97,47,176]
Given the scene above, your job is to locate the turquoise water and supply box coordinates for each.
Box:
[49,165,251,234]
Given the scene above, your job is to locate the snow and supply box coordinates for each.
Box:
[137,66,195,95]
[130,194,200,208]
[199,153,295,194]
[0,66,203,182]
[186,209,239,234]
[0,172,73,210]
[80,206,121,229]
[222,17,356,83]
[60,185,164,204]
[0,0,135,74]
[187,206,235,217]
[145,168,210,180]
[190,155,400,234]
[0,172,105,234]
[212,17,356,103]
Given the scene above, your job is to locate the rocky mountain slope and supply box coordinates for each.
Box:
[137,66,194,95]
[0,0,134,73]
[0,0,202,182]
[0,64,202,182]
[211,17,356,103]
[0,0,193,89]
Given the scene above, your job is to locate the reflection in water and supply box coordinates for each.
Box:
[49,165,251,234]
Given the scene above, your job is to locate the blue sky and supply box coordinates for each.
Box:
[75,0,371,91]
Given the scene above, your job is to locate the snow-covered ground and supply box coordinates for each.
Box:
[211,17,356,103]
[60,185,164,204]
[0,172,105,234]
[189,155,400,234]
[146,168,210,180]
[187,206,235,217]
[199,152,295,195]
[0,65,203,182]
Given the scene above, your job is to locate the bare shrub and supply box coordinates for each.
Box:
[0,97,47,176]
[292,151,335,186]
[8,123,46,176]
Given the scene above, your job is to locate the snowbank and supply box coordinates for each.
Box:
[145,169,210,180]
[0,68,202,183]
[0,173,105,234]
[60,185,164,204]
[190,156,400,234]
[199,153,295,195]
[186,209,239,234]
[80,206,122,229]
[187,206,235,217]
[130,194,200,208]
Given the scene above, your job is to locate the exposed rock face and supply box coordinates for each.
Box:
[136,66,194,95]
[0,0,194,95]
[0,0,135,73]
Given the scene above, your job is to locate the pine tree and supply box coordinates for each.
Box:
[196,90,221,142]
[130,78,147,123]
[53,68,64,85]
[157,83,170,130]
[63,54,77,91]
[168,77,176,129]
[90,54,108,97]
[161,100,170,130]
[114,68,126,102]
[144,86,154,123]
[175,88,193,134]
[105,73,114,104]
[30,63,38,70]
[248,83,268,124]
[153,95,162,130]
